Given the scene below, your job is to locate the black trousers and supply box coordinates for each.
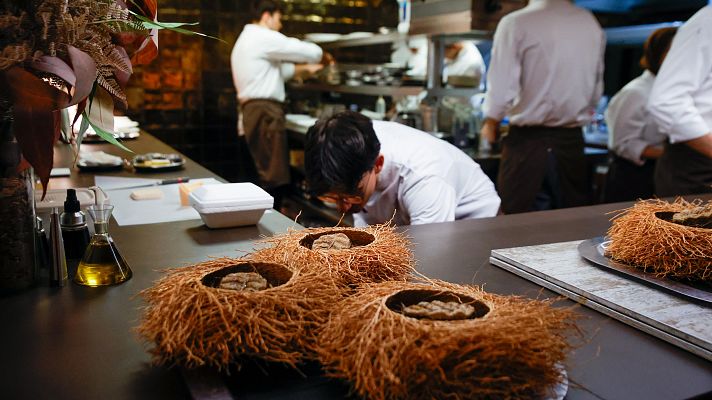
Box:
[497,125,588,214]
[604,155,656,203]
[655,142,712,197]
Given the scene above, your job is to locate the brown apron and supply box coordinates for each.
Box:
[241,99,289,189]
[655,142,712,197]
[497,125,588,214]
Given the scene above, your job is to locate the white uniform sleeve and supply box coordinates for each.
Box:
[648,24,712,142]
[483,16,521,121]
[590,30,606,112]
[605,89,650,165]
[262,31,323,64]
[280,63,295,80]
[400,175,457,225]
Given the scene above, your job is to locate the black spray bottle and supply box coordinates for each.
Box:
[60,189,90,275]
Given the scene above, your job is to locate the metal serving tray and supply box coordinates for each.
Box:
[578,237,712,306]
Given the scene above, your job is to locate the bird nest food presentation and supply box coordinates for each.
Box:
[317,280,579,400]
[607,199,712,282]
[136,258,341,370]
[252,223,415,285]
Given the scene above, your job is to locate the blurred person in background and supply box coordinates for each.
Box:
[481,0,605,214]
[648,5,712,197]
[231,0,329,209]
[443,41,486,89]
[604,27,677,202]
[304,111,500,226]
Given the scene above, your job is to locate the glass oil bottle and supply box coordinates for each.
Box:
[75,204,132,287]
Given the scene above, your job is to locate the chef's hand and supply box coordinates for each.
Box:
[480,118,500,145]
[294,63,324,80]
[321,51,335,66]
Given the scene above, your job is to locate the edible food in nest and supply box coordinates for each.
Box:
[312,233,352,250]
[401,300,475,320]
[137,258,342,370]
[318,280,579,400]
[251,224,414,285]
[607,199,712,281]
[219,272,269,291]
[671,206,712,228]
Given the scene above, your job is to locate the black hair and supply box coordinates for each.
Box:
[640,27,677,75]
[305,111,381,196]
[251,0,283,22]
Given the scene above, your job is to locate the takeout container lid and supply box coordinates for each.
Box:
[189,183,273,228]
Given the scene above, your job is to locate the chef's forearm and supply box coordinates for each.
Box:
[683,133,712,159]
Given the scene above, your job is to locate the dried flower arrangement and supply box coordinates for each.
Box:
[607,198,712,282]
[0,0,207,190]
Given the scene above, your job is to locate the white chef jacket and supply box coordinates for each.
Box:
[605,71,666,165]
[353,121,501,227]
[231,24,322,104]
[483,0,605,127]
[443,41,485,84]
[648,5,712,143]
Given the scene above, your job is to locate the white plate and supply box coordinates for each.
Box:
[544,363,568,400]
[304,33,342,43]
[77,158,123,170]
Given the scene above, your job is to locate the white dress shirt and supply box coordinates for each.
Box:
[353,121,501,227]
[605,71,666,165]
[483,0,605,127]
[648,5,712,143]
[443,41,485,83]
[231,24,322,104]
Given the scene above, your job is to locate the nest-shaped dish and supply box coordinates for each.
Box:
[317,280,579,400]
[252,223,415,285]
[136,257,342,370]
[607,199,712,281]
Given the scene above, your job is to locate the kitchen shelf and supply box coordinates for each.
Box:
[430,30,493,42]
[318,32,406,49]
[287,82,423,97]
[426,87,481,98]
[316,30,492,50]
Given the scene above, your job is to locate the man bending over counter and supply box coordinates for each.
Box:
[304,111,501,226]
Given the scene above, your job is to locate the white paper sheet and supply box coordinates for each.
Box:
[94,175,161,190]
[105,178,222,226]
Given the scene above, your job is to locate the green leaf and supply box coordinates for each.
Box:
[60,108,71,142]
[77,111,90,148]
[85,114,133,153]
[128,10,225,42]
[140,21,199,29]
[87,85,114,133]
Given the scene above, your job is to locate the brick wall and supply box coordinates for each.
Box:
[126,0,396,183]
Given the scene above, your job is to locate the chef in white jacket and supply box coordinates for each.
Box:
[443,41,486,88]
[304,111,501,226]
[604,27,677,201]
[648,5,712,197]
[231,0,326,208]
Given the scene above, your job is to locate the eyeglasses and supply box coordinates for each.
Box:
[317,170,373,206]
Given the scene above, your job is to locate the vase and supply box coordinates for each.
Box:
[0,118,37,293]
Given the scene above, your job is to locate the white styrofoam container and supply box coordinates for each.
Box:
[189,183,274,228]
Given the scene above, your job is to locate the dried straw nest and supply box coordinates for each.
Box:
[136,257,342,370]
[317,280,579,400]
[607,199,712,281]
[252,224,415,286]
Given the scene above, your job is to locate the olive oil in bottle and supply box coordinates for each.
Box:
[74,204,132,287]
